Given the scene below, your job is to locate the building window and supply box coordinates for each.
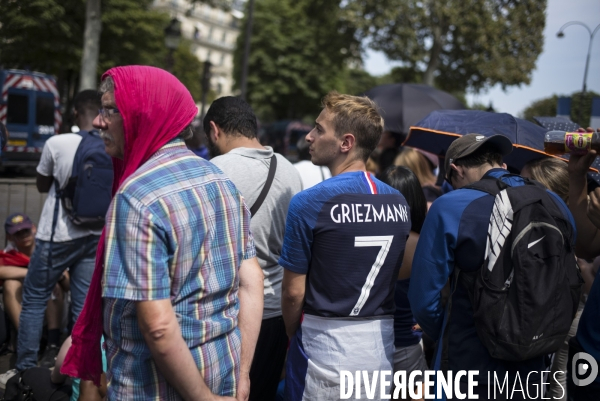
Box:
[206,51,212,63]
[208,26,214,40]
[221,32,227,43]
[194,27,200,39]
[219,54,225,66]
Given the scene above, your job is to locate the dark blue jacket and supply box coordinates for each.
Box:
[409,169,575,399]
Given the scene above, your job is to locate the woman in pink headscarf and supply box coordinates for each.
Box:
[62,66,263,401]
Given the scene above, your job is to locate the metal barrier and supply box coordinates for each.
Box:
[0,178,47,247]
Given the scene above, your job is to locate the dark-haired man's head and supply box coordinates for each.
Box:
[445,134,512,189]
[203,96,258,157]
[4,213,36,256]
[73,89,102,131]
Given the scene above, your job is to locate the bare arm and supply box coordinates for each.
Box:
[236,257,264,401]
[0,266,28,280]
[569,151,600,258]
[36,172,53,193]
[136,299,235,401]
[281,270,306,339]
[568,128,600,258]
[398,231,419,280]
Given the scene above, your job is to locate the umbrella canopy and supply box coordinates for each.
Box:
[403,109,570,171]
[363,83,465,135]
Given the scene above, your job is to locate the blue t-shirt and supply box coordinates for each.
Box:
[279,171,411,318]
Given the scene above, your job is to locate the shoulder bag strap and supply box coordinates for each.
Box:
[250,154,277,217]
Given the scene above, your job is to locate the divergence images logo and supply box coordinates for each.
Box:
[572,352,599,387]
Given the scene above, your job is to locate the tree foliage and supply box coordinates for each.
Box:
[521,91,600,128]
[233,0,361,121]
[348,0,546,93]
[0,0,203,107]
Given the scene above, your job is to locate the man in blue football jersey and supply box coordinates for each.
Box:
[279,91,411,400]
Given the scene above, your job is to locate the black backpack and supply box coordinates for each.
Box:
[56,130,113,231]
[453,175,582,361]
[1,368,70,401]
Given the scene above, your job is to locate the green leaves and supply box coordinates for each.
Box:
[521,91,600,128]
[233,0,361,121]
[351,0,547,93]
[0,0,205,103]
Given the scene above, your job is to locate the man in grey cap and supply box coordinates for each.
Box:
[408,134,575,399]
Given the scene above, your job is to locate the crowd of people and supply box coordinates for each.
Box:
[0,65,598,401]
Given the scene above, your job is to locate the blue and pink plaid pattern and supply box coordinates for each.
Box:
[102,140,255,400]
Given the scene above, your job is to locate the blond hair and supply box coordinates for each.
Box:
[523,157,569,203]
[322,91,384,161]
[394,147,437,187]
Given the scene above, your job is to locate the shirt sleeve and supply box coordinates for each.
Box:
[36,140,54,177]
[408,197,459,341]
[278,193,314,274]
[103,192,171,301]
[244,229,256,260]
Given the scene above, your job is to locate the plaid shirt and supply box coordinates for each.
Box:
[102,140,255,400]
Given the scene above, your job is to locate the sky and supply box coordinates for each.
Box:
[363,0,600,117]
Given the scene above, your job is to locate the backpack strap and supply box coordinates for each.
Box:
[464,175,508,196]
[250,154,277,217]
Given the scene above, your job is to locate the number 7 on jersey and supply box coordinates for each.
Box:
[350,235,394,316]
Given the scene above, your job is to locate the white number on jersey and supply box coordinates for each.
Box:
[350,235,394,316]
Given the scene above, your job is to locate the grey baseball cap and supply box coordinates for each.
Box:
[444,134,513,178]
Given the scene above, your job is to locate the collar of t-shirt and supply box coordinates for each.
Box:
[227,146,274,160]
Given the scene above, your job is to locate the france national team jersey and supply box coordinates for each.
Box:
[280,171,411,401]
[279,171,411,318]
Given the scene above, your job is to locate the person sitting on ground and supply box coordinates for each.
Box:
[0,214,68,355]
[52,336,107,401]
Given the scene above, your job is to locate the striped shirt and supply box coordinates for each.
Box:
[102,139,255,400]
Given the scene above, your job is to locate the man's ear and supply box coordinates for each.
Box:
[450,163,464,178]
[209,121,220,141]
[340,133,356,154]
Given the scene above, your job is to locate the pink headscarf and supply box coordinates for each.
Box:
[61,66,197,385]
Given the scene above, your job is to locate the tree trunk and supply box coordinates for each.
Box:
[79,0,102,90]
[423,24,442,87]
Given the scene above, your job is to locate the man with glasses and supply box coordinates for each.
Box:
[63,66,263,401]
[0,90,103,387]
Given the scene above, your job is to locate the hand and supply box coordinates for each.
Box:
[236,372,251,401]
[587,188,600,230]
[568,127,599,177]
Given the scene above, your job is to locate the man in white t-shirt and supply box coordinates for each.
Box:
[10,90,102,377]
[293,138,331,189]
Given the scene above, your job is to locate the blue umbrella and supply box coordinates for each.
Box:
[403,109,566,171]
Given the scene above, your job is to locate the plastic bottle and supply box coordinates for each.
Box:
[544,131,600,156]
